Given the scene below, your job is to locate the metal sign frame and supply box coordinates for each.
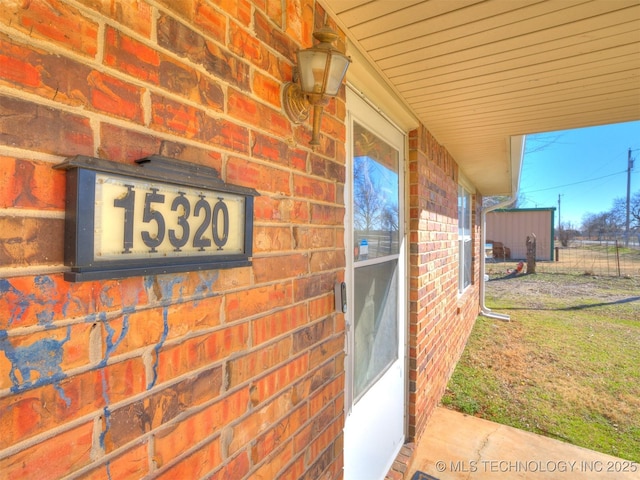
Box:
[56,155,259,282]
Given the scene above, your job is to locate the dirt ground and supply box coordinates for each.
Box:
[485,263,640,306]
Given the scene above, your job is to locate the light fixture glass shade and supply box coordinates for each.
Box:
[297,49,330,94]
[324,52,350,95]
[297,48,350,96]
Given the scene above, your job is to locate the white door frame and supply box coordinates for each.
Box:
[343,86,408,480]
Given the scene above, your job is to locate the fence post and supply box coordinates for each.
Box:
[526,233,537,274]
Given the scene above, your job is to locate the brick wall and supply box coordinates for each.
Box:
[0,1,347,479]
[407,125,481,441]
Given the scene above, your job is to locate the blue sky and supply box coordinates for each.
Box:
[519,120,640,228]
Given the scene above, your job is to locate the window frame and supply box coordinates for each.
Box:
[458,185,472,293]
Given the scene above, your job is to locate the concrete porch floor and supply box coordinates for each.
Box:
[406,407,638,480]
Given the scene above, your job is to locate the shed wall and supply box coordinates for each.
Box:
[486,209,555,261]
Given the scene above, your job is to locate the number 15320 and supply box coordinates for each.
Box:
[94,174,246,260]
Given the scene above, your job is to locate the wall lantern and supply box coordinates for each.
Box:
[282,25,351,146]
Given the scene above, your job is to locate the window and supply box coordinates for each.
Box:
[458,185,472,292]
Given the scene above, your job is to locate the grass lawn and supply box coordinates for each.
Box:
[442,270,640,462]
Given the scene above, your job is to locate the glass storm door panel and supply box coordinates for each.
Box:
[344,89,406,480]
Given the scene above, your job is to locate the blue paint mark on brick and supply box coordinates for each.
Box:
[101,315,130,367]
[195,272,218,297]
[147,307,169,390]
[0,279,31,326]
[0,326,71,401]
[100,285,114,308]
[54,383,72,407]
[34,276,57,327]
[98,369,111,448]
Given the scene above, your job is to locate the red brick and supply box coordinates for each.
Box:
[0,275,152,330]
[0,275,63,329]
[98,123,161,162]
[279,455,306,480]
[60,323,94,370]
[207,450,250,480]
[194,1,227,42]
[252,440,295,480]
[228,88,291,137]
[0,38,41,89]
[311,154,346,183]
[82,442,150,480]
[0,0,98,57]
[0,421,94,480]
[307,417,342,465]
[156,323,249,384]
[253,10,297,61]
[254,196,310,223]
[0,216,63,268]
[252,253,308,283]
[293,272,336,303]
[101,308,166,358]
[285,0,314,44]
[251,353,309,405]
[154,386,248,467]
[0,157,65,210]
[251,305,307,346]
[0,96,94,156]
[251,132,291,165]
[308,294,334,322]
[292,317,333,354]
[250,132,307,171]
[211,0,251,26]
[100,357,149,404]
[227,156,290,194]
[76,0,153,37]
[299,439,337,480]
[157,14,250,91]
[229,21,264,63]
[151,93,202,138]
[226,336,292,389]
[293,226,336,250]
[156,436,222,479]
[158,58,225,112]
[309,250,344,273]
[87,70,143,122]
[309,336,343,370]
[199,116,250,152]
[320,105,347,143]
[104,26,160,83]
[104,383,188,452]
[253,225,294,253]
[294,174,336,203]
[0,366,132,449]
[228,389,293,455]
[225,283,293,322]
[308,366,340,406]
[311,203,344,225]
[166,296,222,339]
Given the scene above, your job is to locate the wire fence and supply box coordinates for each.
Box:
[487,239,640,278]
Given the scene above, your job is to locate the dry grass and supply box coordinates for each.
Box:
[442,271,640,462]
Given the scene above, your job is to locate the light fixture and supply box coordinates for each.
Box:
[283,25,351,146]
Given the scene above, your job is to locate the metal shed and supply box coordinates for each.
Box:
[486,208,556,261]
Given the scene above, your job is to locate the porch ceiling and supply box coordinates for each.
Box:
[321,0,640,196]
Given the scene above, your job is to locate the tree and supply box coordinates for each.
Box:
[581,211,617,241]
[611,191,640,234]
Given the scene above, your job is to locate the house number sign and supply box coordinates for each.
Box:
[56,155,258,282]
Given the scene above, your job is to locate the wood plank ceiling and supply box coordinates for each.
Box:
[322,0,640,195]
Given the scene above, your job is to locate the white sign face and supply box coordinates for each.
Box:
[94,173,246,260]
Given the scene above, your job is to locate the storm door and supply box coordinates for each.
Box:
[343,89,406,480]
